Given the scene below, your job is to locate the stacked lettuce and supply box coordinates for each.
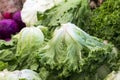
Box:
[0,0,119,80]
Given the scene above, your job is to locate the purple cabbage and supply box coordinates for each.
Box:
[12,11,26,30]
[0,19,19,40]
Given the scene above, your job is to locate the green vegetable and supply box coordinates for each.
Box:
[21,0,64,26]
[37,0,90,29]
[0,38,17,71]
[83,0,120,49]
[38,23,114,78]
[16,27,44,70]
[0,61,8,71]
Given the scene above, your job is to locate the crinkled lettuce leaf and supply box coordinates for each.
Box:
[37,0,90,29]
[38,23,114,77]
[16,27,44,70]
[0,38,18,71]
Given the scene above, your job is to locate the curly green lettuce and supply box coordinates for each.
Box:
[37,0,90,30]
[38,23,114,78]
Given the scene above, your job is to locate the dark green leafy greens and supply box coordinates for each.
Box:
[82,0,120,49]
[0,38,18,71]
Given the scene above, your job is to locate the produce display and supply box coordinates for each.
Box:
[0,0,119,80]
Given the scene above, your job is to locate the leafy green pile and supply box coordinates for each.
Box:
[0,0,120,80]
[0,23,118,80]
[0,38,17,71]
[38,23,118,79]
[82,0,120,49]
[37,0,90,29]
[0,26,44,71]
[37,0,120,50]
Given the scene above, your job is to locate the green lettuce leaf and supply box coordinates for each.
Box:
[38,23,114,78]
[16,27,44,70]
[37,0,90,29]
[0,38,18,71]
